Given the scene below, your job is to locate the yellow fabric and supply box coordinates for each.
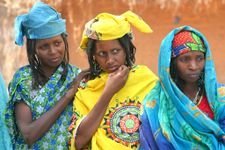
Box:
[70,65,158,150]
[80,11,152,50]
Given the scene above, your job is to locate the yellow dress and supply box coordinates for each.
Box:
[69,65,158,150]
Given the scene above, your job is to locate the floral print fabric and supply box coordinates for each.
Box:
[5,64,80,150]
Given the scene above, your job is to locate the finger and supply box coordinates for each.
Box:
[121,67,129,80]
[119,65,126,70]
[80,72,90,78]
[120,66,129,75]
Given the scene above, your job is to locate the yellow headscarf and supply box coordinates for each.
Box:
[80,11,152,50]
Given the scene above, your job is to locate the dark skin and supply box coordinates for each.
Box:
[14,35,88,146]
[175,51,205,100]
[75,40,129,149]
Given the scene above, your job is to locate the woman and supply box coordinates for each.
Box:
[0,72,12,149]
[69,11,158,149]
[5,2,83,149]
[140,26,225,149]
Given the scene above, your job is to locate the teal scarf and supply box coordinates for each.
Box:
[0,73,12,149]
[140,26,225,150]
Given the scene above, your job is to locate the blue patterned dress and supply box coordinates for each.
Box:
[5,64,80,150]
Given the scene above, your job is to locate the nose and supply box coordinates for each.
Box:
[106,53,115,65]
[188,60,198,70]
[49,45,57,54]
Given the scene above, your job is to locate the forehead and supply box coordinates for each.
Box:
[177,51,205,58]
[36,35,63,45]
[95,39,122,51]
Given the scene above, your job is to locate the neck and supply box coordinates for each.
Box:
[40,66,58,79]
[179,82,199,100]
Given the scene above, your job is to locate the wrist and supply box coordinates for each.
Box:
[64,90,75,102]
[102,89,115,100]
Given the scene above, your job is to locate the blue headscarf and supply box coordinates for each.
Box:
[140,26,225,149]
[15,1,66,46]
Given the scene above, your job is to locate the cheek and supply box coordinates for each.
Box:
[95,58,105,68]
[121,55,126,63]
[35,49,41,56]
[36,51,46,60]
[176,63,184,73]
[58,47,66,57]
[176,64,188,79]
[120,52,126,63]
[61,49,65,56]
[200,61,205,70]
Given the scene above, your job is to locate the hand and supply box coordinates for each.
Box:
[66,69,90,101]
[75,69,91,85]
[104,65,129,95]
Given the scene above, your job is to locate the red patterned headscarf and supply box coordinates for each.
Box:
[172,30,206,58]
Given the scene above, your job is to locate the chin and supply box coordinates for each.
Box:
[49,63,61,69]
[186,79,199,84]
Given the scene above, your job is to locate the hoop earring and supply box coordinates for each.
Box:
[35,54,38,60]
[93,56,96,61]
[34,54,40,63]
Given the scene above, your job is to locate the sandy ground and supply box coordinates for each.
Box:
[0,0,225,84]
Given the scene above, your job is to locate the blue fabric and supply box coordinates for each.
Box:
[140,26,225,149]
[15,1,66,46]
[5,64,80,149]
[0,73,12,149]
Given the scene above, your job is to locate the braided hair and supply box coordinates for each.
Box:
[86,34,136,79]
[26,33,69,89]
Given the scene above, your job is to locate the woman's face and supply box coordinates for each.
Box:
[175,51,205,84]
[94,39,126,73]
[36,35,65,71]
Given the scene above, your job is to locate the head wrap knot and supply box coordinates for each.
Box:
[80,10,152,50]
[15,2,66,46]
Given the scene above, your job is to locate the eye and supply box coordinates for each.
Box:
[111,48,120,54]
[196,55,205,62]
[54,41,63,47]
[38,44,49,51]
[97,51,107,57]
[179,56,189,63]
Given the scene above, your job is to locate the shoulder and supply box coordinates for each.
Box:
[217,83,225,98]
[143,81,162,105]
[9,65,32,89]
[218,83,225,87]
[132,65,154,73]
[131,65,158,79]
[67,64,81,74]
[11,65,32,81]
[217,83,225,90]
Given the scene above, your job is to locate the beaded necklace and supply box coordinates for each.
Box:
[192,87,204,105]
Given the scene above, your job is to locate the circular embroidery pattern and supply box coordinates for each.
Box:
[103,100,141,148]
[120,114,140,133]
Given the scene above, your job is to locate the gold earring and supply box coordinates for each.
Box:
[93,56,96,61]
[35,54,39,60]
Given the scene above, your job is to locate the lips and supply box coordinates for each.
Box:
[50,57,62,64]
[187,73,200,79]
[51,57,60,62]
[107,65,119,72]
